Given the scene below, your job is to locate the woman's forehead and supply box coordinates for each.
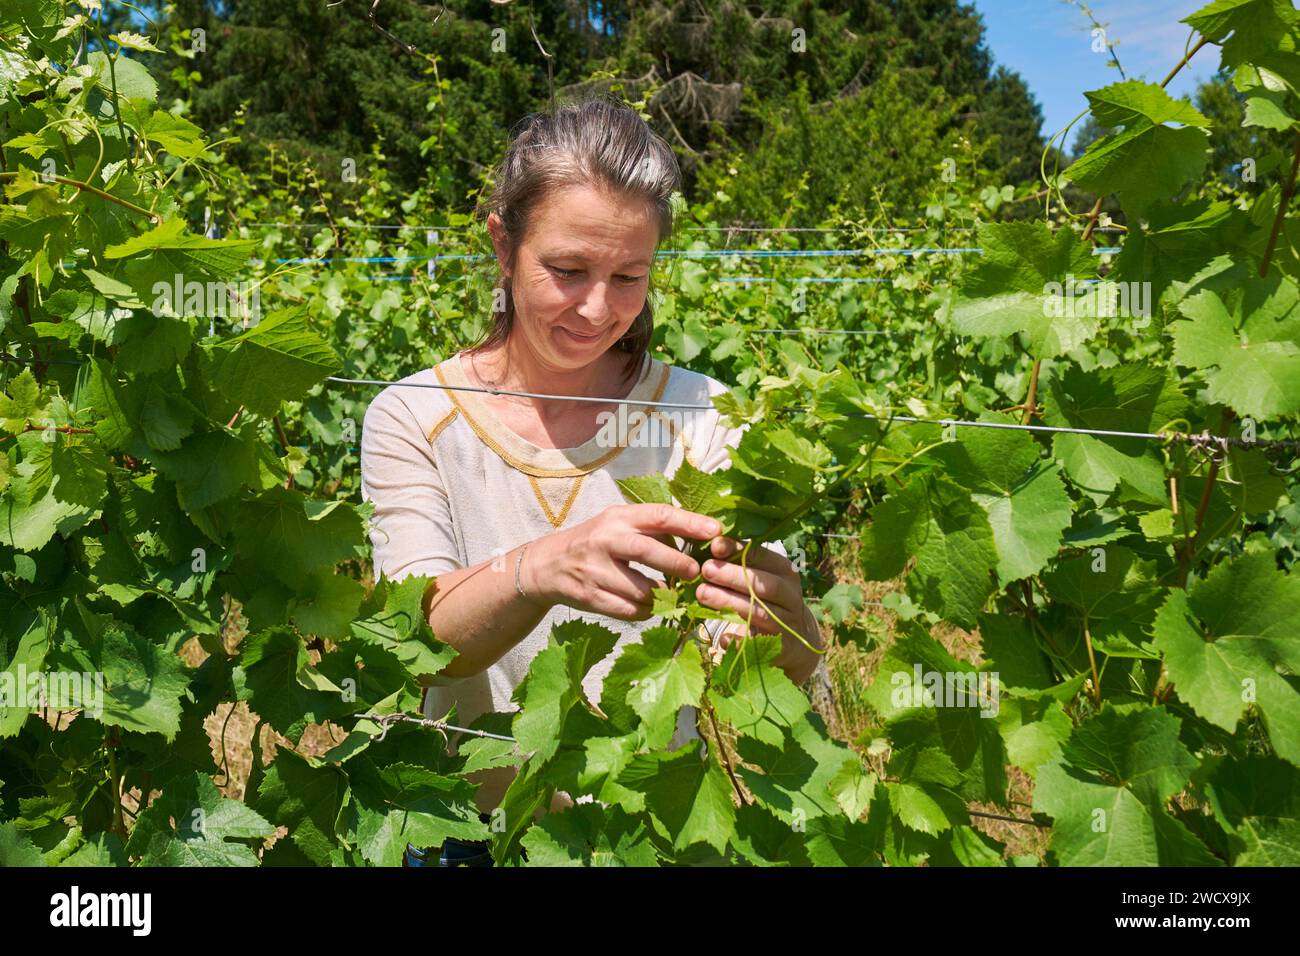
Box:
[526,185,658,255]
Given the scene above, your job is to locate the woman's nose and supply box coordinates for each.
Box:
[575,280,614,322]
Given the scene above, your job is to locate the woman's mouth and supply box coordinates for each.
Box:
[560,327,602,343]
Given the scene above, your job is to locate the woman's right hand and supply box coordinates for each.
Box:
[521,504,722,620]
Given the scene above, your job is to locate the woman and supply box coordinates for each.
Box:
[359,96,822,866]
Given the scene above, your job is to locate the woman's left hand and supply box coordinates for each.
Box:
[694,535,822,681]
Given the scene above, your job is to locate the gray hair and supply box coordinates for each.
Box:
[467,94,683,385]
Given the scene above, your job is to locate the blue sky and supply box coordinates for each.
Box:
[971,0,1219,152]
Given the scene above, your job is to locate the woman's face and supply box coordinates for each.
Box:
[489,183,658,371]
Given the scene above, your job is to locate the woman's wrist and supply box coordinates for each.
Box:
[516,536,556,611]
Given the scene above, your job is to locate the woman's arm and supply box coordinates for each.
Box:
[361,389,557,680]
[425,504,726,679]
[419,544,551,680]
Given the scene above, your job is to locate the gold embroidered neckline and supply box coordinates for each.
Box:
[432,352,670,478]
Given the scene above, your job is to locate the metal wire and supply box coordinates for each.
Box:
[325,375,1296,450]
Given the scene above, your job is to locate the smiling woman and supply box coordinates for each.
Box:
[358,95,822,865]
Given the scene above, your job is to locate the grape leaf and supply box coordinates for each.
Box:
[1033,707,1217,866]
[350,760,488,867]
[925,418,1073,584]
[1153,552,1300,764]
[254,749,349,866]
[1170,276,1300,419]
[1065,80,1212,214]
[859,475,997,628]
[620,738,736,853]
[126,772,275,866]
[519,800,660,866]
[209,305,342,418]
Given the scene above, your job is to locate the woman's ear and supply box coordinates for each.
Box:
[486,212,513,280]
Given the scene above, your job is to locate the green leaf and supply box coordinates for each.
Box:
[234,489,366,589]
[0,367,42,432]
[615,625,705,749]
[620,739,737,854]
[126,772,275,866]
[668,458,730,516]
[0,627,48,738]
[1170,277,1300,420]
[707,634,809,748]
[291,571,366,642]
[512,620,620,764]
[949,291,1100,360]
[859,475,997,628]
[152,427,260,511]
[350,758,490,867]
[1065,80,1212,214]
[887,781,961,835]
[1153,552,1300,764]
[0,821,46,866]
[1184,0,1300,70]
[94,622,190,741]
[734,710,862,824]
[1033,707,1217,866]
[519,801,660,866]
[1043,546,1163,658]
[1203,755,1300,864]
[104,217,253,281]
[958,222,1098,298]
[997,698,1072,777]
[926,418,1072,584]
[0,484,95,551]
[817,583,863,625]
[88,50,157,109]
[209,305,342,418]
[110,31,163,54]
[255,749,349,866]
[1044,364,1188,504]
[615,473,672,505]
[235,627,349,744]
[348,572,455,684]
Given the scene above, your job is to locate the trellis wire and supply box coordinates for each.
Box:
[213,221,1124,234]
[360,712,516,743]
[256,245,1120,266]
[324,375,1296,451]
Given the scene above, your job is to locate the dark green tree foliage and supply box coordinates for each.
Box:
[1196,71,1294,188]
[141,0,1046,220]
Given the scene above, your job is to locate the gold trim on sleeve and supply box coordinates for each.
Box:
[425,407,459,445]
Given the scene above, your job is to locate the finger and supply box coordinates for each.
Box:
[711,538,791,573]
[695,582,782,634]
[590,563,659,619]
[700,558,798,607]
[626,503,721,542]
[609,532,702,581]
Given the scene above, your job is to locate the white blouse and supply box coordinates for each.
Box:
[359,349,785,811]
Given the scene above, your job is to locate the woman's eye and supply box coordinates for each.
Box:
[550,267,643,284]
